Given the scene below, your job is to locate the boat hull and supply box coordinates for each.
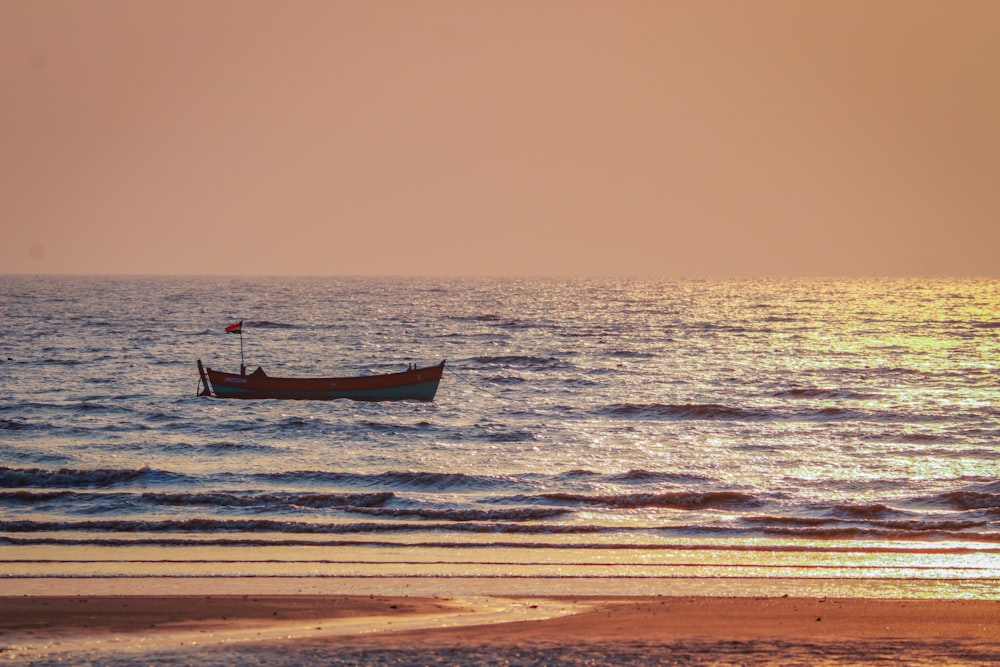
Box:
[198,360,444,401]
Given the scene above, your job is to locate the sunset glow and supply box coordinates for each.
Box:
[2,1,998,277]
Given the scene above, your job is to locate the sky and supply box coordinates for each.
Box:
[2,0,998,277]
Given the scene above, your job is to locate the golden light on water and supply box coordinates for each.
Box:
[2,276,997,601]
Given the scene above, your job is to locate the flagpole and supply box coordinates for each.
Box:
[226,321,246,375]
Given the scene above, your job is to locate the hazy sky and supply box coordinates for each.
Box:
[2,1,998,277]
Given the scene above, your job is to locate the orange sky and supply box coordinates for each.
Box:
[2,0,998,276]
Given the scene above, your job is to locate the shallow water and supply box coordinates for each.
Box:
[2,276,998,597]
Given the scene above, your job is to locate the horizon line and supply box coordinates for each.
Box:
[2,272,998,281]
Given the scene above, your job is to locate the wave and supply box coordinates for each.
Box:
[0,466,166,488]
[358,420,436,433]
[606,469,714,485]
[0,466,542,494]
[554,469,601,479]
[968,480,1000,494]
[40,358,87,366]
[771,387,881,400]
[75,401,132,413]
[0,490,393,512]
[449,314,526,328]
[819,503,910,519]
[598,403,773,421]
[246,320,299,329]
[743,515,990,533]
[0,519,608,535]
[0,490,75,502]
[756,525,1000,543]
[349,507,571,522]
[0,489,398,511]
[141,491,395,509]
[597,402,933,423]
[690,322,759,335]
[0,401,65,413]
[608,350,657,359]
[929,491,1000,511]
[471,355,574,369]
[868,431,955,444]
[260,470,525,492]
[487,374,527,384]
[0,466,539,494]
[168,441,282,454]
[0,419,34,431]
[504,491,763,511]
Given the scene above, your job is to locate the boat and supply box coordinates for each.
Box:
[197,359,445,401]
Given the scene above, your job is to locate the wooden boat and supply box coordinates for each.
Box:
[197,359,445,401]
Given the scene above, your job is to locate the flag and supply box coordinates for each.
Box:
[225,321,243,334]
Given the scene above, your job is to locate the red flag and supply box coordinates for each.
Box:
[225,321,243,334]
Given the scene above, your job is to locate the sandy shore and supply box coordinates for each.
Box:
[2,594,999,665]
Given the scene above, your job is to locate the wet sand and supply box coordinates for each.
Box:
[2,594,998,665]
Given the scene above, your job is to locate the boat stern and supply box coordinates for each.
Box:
[196,359,214,397]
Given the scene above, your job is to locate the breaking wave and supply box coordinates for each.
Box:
[0,466,166,488]
[500,491,764,511]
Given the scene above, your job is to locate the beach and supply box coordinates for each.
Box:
[3,588,999,665]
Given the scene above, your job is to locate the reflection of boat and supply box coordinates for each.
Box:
[197,359,445,401]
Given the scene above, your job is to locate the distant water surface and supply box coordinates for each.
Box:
[1,277,998,598]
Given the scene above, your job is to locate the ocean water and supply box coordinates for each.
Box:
[1,276,998,598]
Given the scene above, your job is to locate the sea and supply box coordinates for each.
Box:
[2,276,999,605]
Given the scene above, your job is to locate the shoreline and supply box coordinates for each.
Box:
[2,574,997,600]
[5,593,998,640]
[2,593,998,664]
